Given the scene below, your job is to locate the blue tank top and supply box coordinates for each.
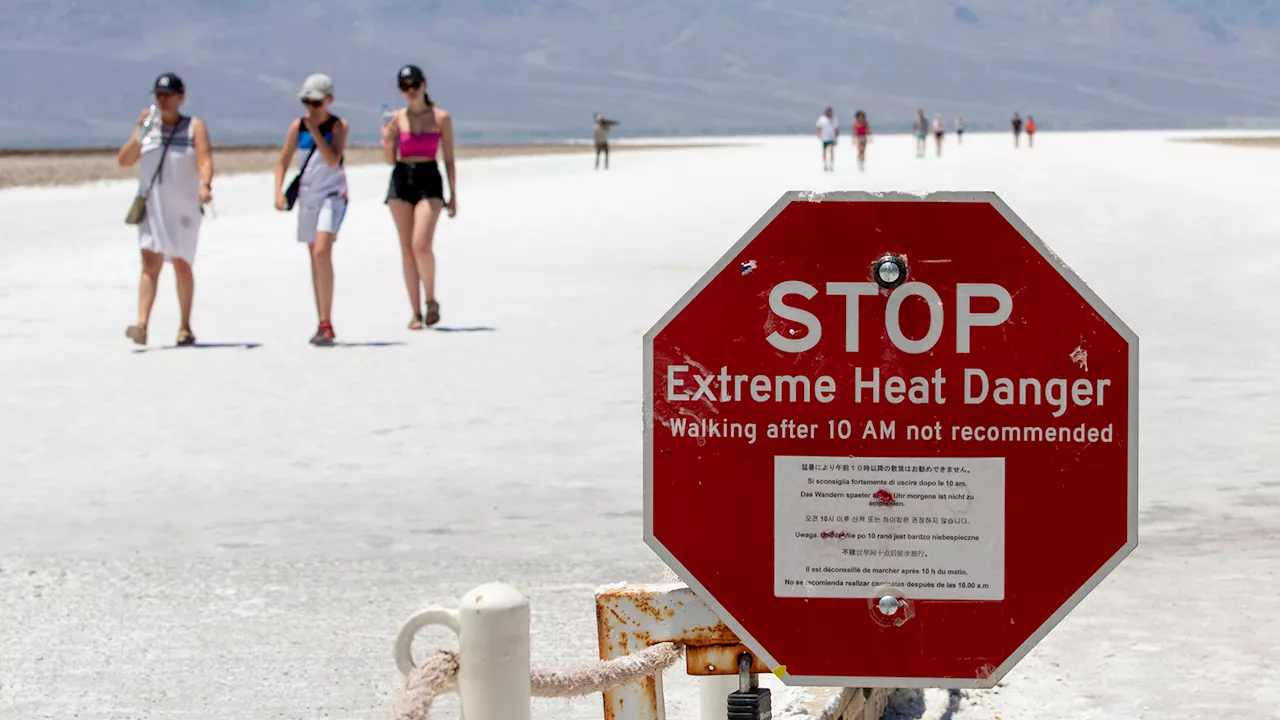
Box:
[296,115,347,200]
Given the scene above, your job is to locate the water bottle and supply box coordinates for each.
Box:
[141,104,159,133]
[380,102,395,147]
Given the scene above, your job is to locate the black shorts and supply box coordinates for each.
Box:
[386,161,444,205]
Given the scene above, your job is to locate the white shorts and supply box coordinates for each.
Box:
[297,194,347,244]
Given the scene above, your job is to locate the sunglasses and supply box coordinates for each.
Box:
[398,81,423,92]
[301,98,324,108]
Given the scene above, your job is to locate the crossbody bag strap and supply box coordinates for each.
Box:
[298,116,321,174]
[299,144,319,174]
[296,114,344,179]
[142,116,182,197]
[304,115,341,168]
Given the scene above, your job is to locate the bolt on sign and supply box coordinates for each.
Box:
[643,191,1138,688]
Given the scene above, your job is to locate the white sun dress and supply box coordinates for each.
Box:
[135,116,203,264]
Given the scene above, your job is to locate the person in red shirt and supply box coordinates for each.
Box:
[852,111,871,171]
[1026,116,1037,148]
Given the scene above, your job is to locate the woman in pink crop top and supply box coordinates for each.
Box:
[381,63,456,329]
[852,110,870,171]
[397,129,440,158]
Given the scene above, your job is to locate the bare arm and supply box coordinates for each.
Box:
[191,118,214,195]
[117,108,150,167]
[381,109,401,165]
[439,110,456,207]
[273,119,300,202]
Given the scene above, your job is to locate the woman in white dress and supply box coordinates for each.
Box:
[116,72,214,346]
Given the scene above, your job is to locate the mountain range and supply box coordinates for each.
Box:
[1,0,1279,147]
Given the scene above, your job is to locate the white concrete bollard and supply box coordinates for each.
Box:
[395,582,532,720]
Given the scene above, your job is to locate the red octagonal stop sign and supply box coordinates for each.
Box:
[644,191,1137,688]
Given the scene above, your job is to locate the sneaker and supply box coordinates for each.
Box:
[310,322,335,346]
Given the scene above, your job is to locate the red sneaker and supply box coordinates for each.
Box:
[310,322,335,346]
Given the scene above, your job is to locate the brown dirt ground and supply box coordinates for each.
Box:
[0,143,729,190]
[1175,137,1280,148]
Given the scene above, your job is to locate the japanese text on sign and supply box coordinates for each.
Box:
[774,456,1005,601]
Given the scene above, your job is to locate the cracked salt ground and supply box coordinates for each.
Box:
[2,129,1280,719]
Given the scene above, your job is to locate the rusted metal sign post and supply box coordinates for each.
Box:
[595,581,887,720]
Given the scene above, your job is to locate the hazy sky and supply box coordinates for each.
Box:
[2,0,1278,145]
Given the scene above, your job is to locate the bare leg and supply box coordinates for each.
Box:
[388,198,421,327]
[172,257,195,333]
[126,250,164,344]
[309,233,336,322]
[412,199,445,322]
[137,250,164,325]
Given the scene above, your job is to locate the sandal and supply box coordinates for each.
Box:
[176,328,196,346]
[424,300,440,327]
[125,324,148,345]
[408,313,424,331]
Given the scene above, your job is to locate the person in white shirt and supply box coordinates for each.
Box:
[815,106,839,171]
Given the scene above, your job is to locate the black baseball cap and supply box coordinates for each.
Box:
[397,64,426,87]
[153,72,185,95]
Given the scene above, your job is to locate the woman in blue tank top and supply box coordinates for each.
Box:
[272,73,349,346]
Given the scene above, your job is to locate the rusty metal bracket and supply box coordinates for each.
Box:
[596,581,769,720]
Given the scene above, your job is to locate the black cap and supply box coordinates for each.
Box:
[397,64,425,87]
[153,72,185,95]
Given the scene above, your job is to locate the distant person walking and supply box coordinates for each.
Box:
[932,113,946,156]
[272,73,349,346]
[913,109,928,158]
[852,110,871,171]
[816,106,839,171]
[381,64,457,329]
[955,114,966,144]
[116,72,213,347]
[594,114,618,170]
[1026,116,1037,147]
[1012,112,1023,147]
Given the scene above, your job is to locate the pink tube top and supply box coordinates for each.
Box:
[399,131,440,159]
